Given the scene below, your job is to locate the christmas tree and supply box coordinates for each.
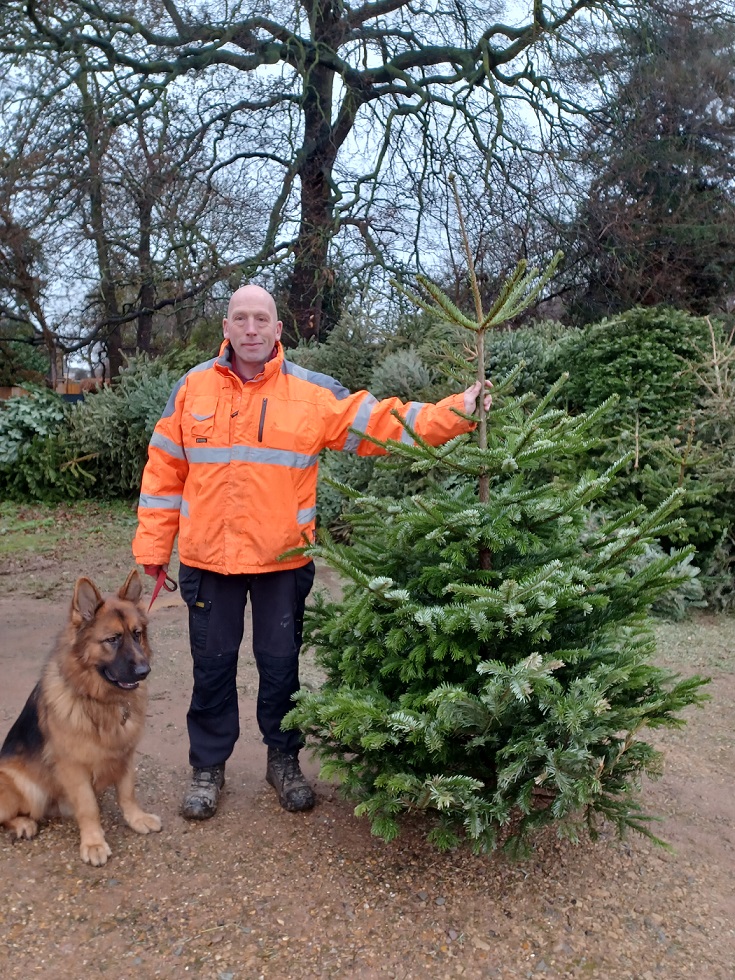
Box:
[287,184,709,854]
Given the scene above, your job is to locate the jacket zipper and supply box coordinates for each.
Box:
[258,398,268,442]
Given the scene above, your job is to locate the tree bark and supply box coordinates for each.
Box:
[77,68,124,379]
[136,187,155,354]
[281,0,345,344]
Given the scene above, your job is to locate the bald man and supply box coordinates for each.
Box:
[134,284,491,820]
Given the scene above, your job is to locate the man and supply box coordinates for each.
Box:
[133,284,491,820]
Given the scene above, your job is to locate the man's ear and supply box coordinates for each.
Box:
[222,316,230,339]
[275,320,283,342]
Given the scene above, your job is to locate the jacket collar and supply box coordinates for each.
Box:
[216,339,283,383]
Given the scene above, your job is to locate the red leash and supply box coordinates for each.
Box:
[148,568,178,612]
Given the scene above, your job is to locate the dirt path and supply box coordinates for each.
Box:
[0,544,734,979]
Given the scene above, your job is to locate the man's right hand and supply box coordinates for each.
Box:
[143,564,167,578]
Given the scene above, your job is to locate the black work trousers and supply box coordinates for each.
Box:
[179,561,316,768]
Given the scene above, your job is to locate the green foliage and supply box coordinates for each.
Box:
[286,311,379,393]
[396,252,562,335]
[156,343,216,376]
[0,355,186,501]
[486,321,580,396]
[288,379,708,853]
[562,307,708,433]
[680,316,735,608]
[0,430,93,502]
[61,357,181,498]
[0,385,67,465]
[317,451,376,539]
[0,330,49,386]
[297,313,464,536]
[301,296,733,606]
[369,347,434,401]
[698,529,735,612]
[555,309,735,596]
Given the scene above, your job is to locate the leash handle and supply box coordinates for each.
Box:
[147,568,177,612]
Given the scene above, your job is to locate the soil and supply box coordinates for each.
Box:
[0,521,734,980]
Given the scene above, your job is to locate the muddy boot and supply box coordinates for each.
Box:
[266,748,315,812]
[181,765,225,820]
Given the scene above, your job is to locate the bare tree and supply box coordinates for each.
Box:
[0,176,63,384]
[0,43,264,379]
[2,0,658,344]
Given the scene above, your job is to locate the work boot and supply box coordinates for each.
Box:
[181,765,225,820]
[266,747,315,812]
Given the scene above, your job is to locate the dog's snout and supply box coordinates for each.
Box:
[133,661,151,680]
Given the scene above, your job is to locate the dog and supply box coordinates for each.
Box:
[0,570,161,865]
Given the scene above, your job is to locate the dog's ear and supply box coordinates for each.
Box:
[119,569,143,604]
[72,578,103,623]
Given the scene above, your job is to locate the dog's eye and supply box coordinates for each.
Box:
[105,634,122,646]
[132,629,142,642]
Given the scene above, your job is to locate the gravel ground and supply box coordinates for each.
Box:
[0,506,733,979]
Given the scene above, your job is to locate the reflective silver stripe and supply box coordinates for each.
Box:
[400,402,424,445]
[297,506,317,524]
[181,499,190,518]
[185,444,319,469]
[138,493,182,510]
[232,446,319,469]
[185,446,231,463]
[343,393,378,452]
[151,431,187,460]
[282,358,351,399]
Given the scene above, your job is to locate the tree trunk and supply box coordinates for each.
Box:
[136,188,155,354]
[77,68,124,379]
[286,155,335,345]
[282,2,343,345]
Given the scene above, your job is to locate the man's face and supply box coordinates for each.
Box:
[223,286,283,379]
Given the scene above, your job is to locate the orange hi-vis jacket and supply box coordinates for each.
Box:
[133,340,475,575]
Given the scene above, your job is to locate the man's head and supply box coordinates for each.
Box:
[223,285,283,381]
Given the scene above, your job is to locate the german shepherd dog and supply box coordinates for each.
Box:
[0,570,161,865]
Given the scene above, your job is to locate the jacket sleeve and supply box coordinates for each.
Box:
[322,389,474,456]
[132,379,189,566]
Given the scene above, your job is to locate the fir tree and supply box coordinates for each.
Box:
[286,185,709,854]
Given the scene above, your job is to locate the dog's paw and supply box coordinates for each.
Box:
[8,816,38,840]
[128,811,162,835]
[80,837,112,866]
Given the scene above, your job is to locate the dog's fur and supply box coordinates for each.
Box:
[0,570,161,865]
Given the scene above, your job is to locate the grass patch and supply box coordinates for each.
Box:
[0,500,137,559]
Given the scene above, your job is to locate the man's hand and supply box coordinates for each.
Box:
[463,379,493,414]
[143,564,168,579]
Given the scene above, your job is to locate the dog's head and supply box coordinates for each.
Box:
[70,570,152,691]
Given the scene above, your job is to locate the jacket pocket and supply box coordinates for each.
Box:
[188,395,218,440]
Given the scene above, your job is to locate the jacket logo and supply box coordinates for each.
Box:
[196,437,208,443]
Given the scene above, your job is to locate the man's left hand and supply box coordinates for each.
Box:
[463,379,493,414]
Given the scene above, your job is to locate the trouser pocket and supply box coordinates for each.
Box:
[179,562,204,606]
[179,563,211,651]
